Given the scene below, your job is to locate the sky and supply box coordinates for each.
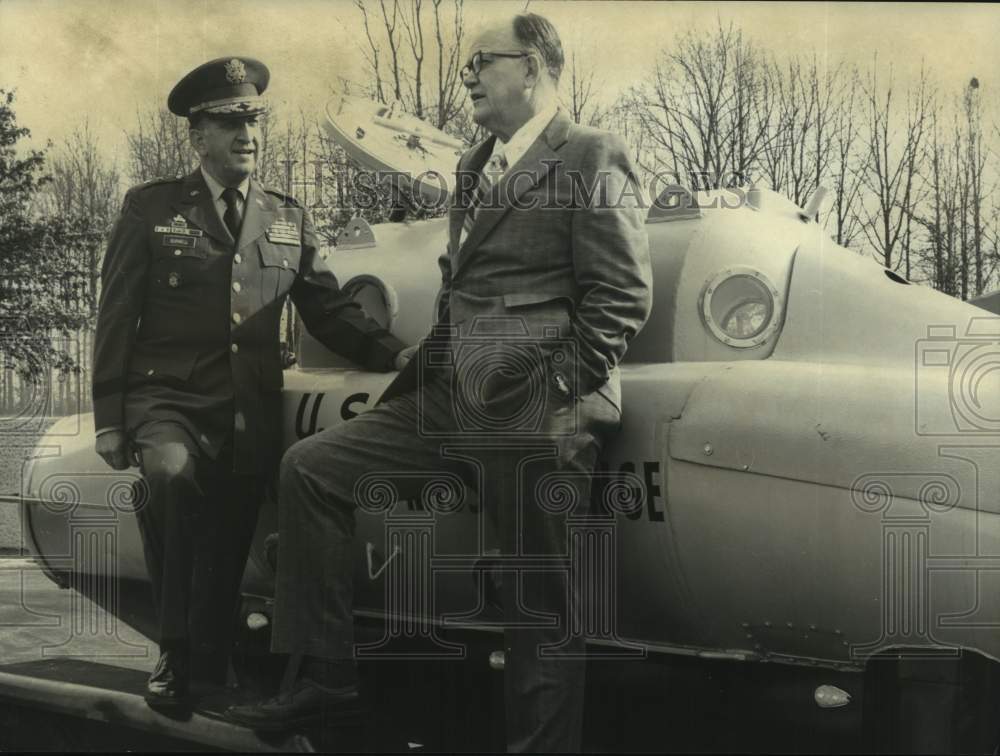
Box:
[1,0,999,162]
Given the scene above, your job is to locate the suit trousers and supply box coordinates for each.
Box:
[271,370,620,752]
[132,421,262,680]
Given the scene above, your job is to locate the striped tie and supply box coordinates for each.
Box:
[462,151,508,242]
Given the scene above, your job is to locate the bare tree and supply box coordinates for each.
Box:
[917,106,962,293]
[628,22,779,189]
[44,119,121,229]
[826,66,866,249]
[759,57,844,208]
[355,0,471,136]
[36,121,122,414]
[401,0,426,118]
[431,0,466,129]
[962,78,988,295]
[358,0,404,103]
[124,104,197,184]
[912,79,996,298]
[856,62,933,274]
[356,0,387,102]
[564,51,597,125]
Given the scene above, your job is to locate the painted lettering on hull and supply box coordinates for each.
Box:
[294,393,326,438]
[341,392,370,420]
[593,460,666,523]
[294,391,373,439]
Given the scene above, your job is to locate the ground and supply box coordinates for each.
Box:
[0,418,57,552]
[0,556,153,670]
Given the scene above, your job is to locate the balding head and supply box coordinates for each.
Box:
[512,13,564,83]
[462,13,563,140]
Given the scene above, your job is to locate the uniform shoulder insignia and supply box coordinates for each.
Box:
[134,175,184,192]
[120,176,182,215]
[262,186,303,208]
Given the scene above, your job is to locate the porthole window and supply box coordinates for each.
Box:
[701,267,782,348]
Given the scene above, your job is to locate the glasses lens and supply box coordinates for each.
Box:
[472,52,483,74]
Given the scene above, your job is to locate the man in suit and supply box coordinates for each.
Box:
[227,14,652,751]
[92,56,407,709]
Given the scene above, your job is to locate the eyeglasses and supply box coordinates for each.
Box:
[460,50,529,79]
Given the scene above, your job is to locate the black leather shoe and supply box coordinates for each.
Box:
[144,649,190,709]
[224,679,360,732]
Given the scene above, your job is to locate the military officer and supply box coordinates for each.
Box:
[91,56,407,709]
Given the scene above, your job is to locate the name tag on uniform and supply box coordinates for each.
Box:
[162,235,197,248]
[266,219,299,245]
[154,225,203,237]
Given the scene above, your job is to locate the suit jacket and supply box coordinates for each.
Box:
[382,110,652,413]
[92,170,405,473]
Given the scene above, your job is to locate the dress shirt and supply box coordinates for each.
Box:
[200,166,250,229]
[490,103,558,174]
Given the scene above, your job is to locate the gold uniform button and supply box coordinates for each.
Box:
[231,343,239,354]
[146,369,155,376]
[282,259,289,268]
[173,249,183,256]
[234,253,243,264]
[232,312,242,324]
[232,282,242,293]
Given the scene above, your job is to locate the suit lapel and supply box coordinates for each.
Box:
[455,112,571,273]
[238,179,278,249]
[449,136,495,258]
[174,170,233,247]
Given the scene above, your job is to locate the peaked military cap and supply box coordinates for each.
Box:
[168,56,269,119]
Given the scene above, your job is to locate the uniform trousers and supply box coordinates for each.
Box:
[132,420,262,680]
[270,370,620,752]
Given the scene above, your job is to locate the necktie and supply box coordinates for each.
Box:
[462,151,508,240]
[222,187,243,242]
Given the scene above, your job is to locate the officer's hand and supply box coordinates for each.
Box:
[393,345,419,371]
[95,430,131,471]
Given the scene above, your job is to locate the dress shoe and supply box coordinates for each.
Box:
[144,649,190,709]
[224,678,360,732]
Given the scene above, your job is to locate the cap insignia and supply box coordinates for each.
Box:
[225,58,247,84]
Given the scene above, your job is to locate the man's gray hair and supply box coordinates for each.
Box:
[513,13,564,83]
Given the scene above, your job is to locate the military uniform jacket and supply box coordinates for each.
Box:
[93,170,404,474]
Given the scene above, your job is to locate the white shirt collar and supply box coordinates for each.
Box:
[490,103,558,174]
[200,165,250,203]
